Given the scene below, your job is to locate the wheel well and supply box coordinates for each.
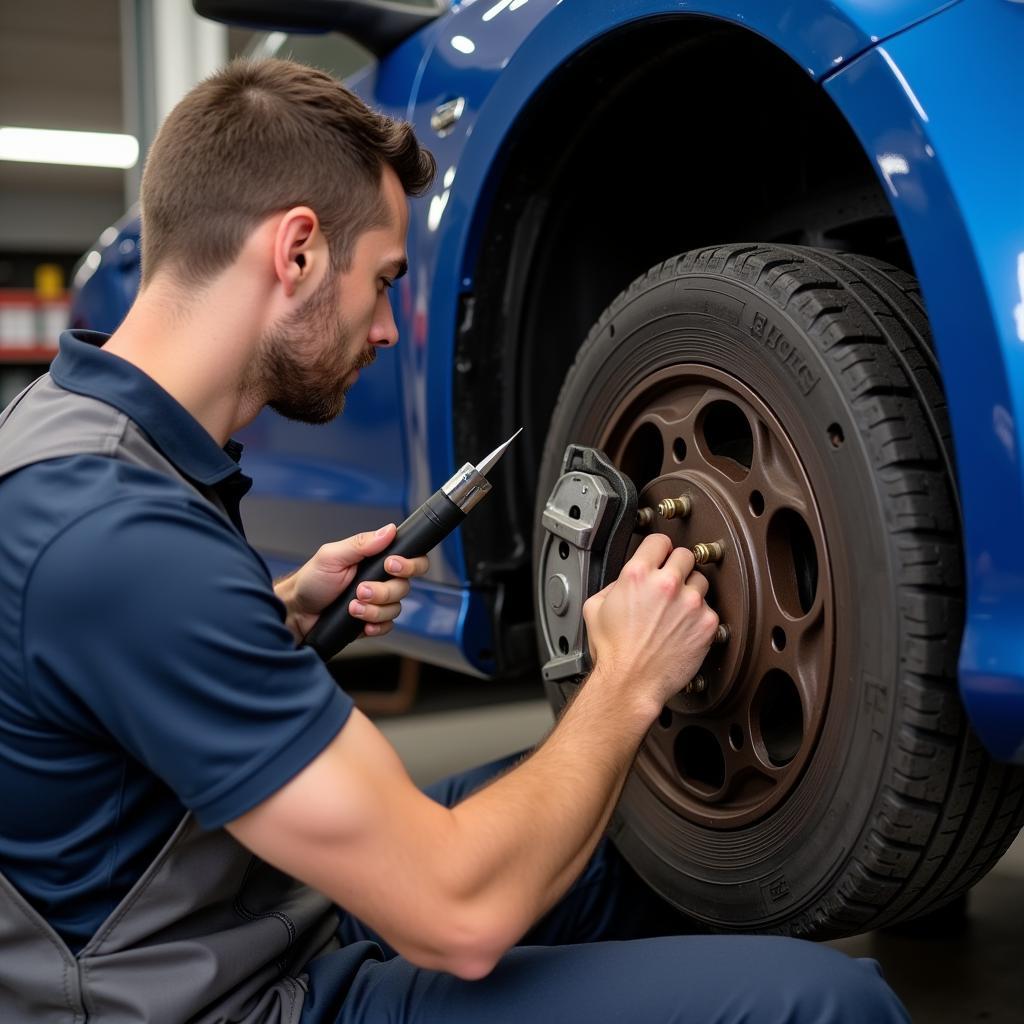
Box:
[454,16,910,671]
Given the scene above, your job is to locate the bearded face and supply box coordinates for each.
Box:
[254,271,377,425]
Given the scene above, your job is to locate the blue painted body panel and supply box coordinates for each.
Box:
[69,210,141,332]
[70,0,1024,757]
[824,0,1024,763]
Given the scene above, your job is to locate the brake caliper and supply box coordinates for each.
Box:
[537,445,637,682]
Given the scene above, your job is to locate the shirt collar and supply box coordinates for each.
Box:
[50,330,244,486]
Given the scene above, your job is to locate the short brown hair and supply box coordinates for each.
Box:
[139,57,435,286]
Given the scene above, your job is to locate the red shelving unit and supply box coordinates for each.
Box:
[0,289,67,406]
[0,346,60,364]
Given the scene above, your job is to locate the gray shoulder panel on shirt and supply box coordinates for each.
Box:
[0,373,195,498]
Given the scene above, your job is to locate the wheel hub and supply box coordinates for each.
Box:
[597,364,835,829]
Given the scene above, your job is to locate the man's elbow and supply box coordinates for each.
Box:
[402,906,512,981]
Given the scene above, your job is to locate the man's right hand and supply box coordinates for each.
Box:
[227,537,722,983]
[583,534,719,719]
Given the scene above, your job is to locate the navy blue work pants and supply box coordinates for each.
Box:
[301,752,909,1023]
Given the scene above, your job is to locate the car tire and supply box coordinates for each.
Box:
[534,243,1024,936]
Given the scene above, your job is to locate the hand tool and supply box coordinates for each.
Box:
[304,428,523,661]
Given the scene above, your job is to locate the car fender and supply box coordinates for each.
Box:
[823,1,1024,763]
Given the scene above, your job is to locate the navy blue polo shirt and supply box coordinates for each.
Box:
[0,331,353,952]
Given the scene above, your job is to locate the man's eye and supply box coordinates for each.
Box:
[380,278,394,291]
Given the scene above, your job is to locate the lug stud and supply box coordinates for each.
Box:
[636,507,655,528]
[712,624,730,645]
[683,673,707,695]
[692,541,725,565]
[656,495,693,520]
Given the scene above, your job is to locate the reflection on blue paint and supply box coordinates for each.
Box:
[877,152,910,196]
[877,47,929,122]
[1015,254,1024,342]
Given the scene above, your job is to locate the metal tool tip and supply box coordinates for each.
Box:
[476,427,523,476]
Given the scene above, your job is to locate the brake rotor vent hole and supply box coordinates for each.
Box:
[749,490,765,516]
[658,708,673,729]
[728,724,744,751]
[699,401,753,479]
[673,437,687,462]
[766,509,818,617]
[558,541,570,560]
[828,423,845,448]
[558,636,569,655]
[569,505,581,520]
[756,670,803,767]
[675,726,725,790]
[771,626,787,652]
[620,422,664,490]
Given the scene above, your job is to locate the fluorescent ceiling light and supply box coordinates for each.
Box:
[0,126,139,169]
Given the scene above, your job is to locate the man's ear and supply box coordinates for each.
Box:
[273,207,321,298]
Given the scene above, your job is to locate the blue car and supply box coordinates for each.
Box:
[71,0,1024,939]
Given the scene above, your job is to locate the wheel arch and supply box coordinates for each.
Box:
[449,15,918,669]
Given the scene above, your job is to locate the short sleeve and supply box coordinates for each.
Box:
[22,495,353,829]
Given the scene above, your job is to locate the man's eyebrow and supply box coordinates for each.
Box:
[383,258,408,280]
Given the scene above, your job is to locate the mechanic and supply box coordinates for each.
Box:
[0,59,908,1023]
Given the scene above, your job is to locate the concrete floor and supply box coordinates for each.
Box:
[376,690,1024,1023]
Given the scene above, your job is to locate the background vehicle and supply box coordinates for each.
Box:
[72,0,1024,939]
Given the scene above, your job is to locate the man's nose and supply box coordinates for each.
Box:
[370,294,399,348]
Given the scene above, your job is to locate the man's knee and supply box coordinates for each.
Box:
[660,935,906,1024]
[759,938,908,1024]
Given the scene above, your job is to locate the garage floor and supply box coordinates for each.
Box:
[372,676,1024,1023]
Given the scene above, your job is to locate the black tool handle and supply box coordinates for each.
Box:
[304,489,465,661]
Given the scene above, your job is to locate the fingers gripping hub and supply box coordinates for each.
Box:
[538,445,637,681]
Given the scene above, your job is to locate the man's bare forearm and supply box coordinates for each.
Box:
[271,572,304,643]
[446,665,656,954]
[227,535,714,981]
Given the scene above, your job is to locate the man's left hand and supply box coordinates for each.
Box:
[275,524,429,643]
